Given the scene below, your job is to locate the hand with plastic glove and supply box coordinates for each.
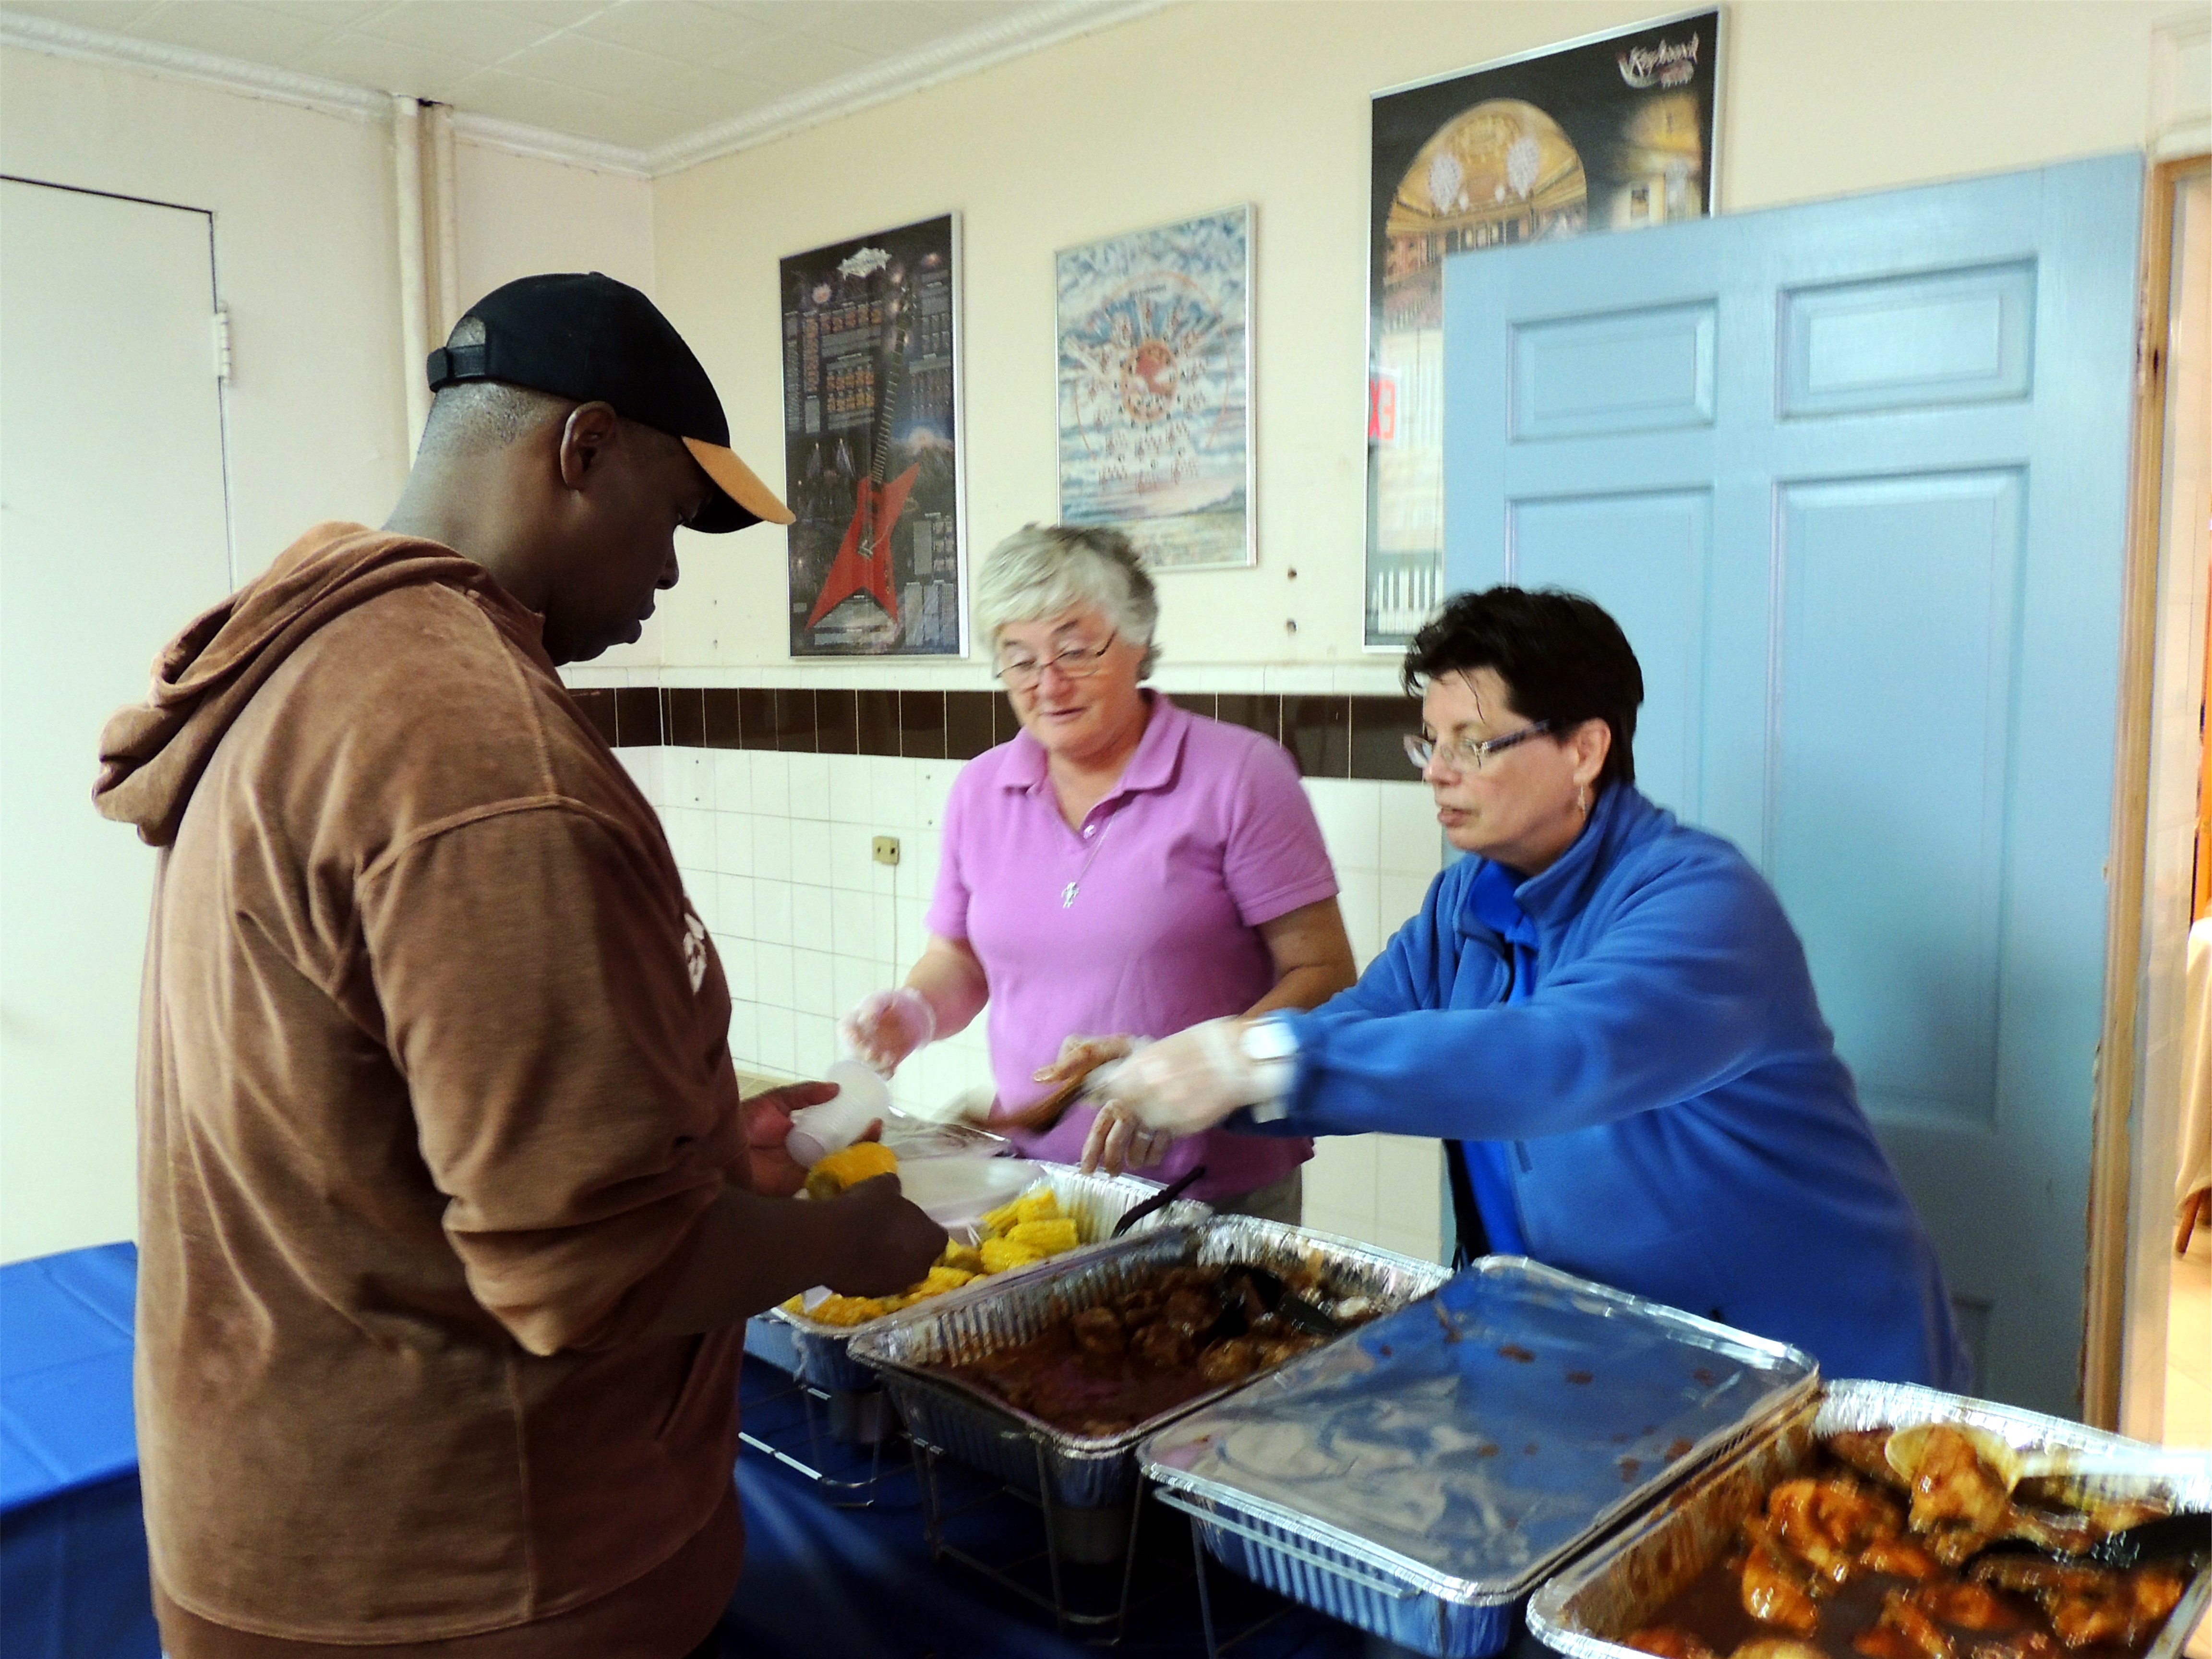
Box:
[1079,1103,1175,1177]
[1032,1032,1139,1089]
[839,986,937,1078]
[1086,1017,1268,1137]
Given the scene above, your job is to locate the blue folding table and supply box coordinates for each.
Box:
[0,1241,158,1659]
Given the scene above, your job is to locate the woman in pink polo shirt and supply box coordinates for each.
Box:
[841,525,1357,1219]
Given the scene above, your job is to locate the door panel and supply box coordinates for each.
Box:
[1512,302,1718,439]
[1512,490,1711,820]
[1779,261,2038,416]
[1444,154,2143,1414]
[1773,469,2021,1128]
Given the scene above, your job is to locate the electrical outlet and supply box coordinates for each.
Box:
[872,836,901,866]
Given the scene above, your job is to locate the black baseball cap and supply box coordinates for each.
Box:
[426,272,792,534]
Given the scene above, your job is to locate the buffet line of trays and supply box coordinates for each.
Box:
[743,1162,2212,1659]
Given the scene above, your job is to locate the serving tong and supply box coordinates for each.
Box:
[997,1068,1095,1134]
[1109,1164,1207,1238]
[1203,1257,1351,1340]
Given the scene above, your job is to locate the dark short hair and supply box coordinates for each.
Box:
[1402,586,1643,787]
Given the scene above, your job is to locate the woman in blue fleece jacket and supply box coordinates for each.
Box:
[1089,587,1969,1389]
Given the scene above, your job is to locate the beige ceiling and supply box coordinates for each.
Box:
[0,0,1121,158]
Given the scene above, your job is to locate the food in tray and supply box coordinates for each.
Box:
[801,1140,899,1201]
[1622,1428,2200,1659]
[781,1184,1083,1327]
[934,1260,1377,1438]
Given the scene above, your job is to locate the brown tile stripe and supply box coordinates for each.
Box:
[573,686,1422,781]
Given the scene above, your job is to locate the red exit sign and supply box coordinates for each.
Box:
[1369,372,1398,443]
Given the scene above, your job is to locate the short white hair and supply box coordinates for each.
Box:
[973,524,1160,677]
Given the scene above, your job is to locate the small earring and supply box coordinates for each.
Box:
[1576,784,1590,814]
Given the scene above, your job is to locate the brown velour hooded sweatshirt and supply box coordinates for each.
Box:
[96,523,751,1651]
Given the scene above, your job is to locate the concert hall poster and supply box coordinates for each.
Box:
[780,214,965,657]
[1364,10,1719,647]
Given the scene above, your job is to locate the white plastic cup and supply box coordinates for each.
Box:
[786,1059,893,1167]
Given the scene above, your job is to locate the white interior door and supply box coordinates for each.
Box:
[1443,156,2143,1415]
[1,178,232,1263]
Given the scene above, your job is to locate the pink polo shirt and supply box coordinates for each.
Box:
[926,694,1335,1201]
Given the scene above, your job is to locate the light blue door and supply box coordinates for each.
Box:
[1443,155,2142,1415]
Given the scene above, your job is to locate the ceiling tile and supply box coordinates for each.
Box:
[247,1,397,23]
[793,0,1007,58]
[0,0,166,30]
[646,64,778,124]
[569,98,701,149]
[705,26,865,88]
[574,0,777,62]
[352,1,555,62]
[4,0,1138,161]
[124,0,342,61]
[291,30,479,99]
[477,0,607,27]
[445,65,639,140]
[709,0,823,24]
[497,30,685,99]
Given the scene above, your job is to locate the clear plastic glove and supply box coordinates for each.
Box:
[1033,1032,1139,1087]
[839,986,937,1078]
[1079,1104,1174,1177]
[1087,1018,1261,1135]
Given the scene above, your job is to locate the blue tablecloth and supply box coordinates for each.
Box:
[0,1242,158,1659]
[0,1249,1539,1658]
[715,1356,1378,1658]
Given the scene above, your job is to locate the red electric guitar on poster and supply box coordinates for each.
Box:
[806,290,919,631]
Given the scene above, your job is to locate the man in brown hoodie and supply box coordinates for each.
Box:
[93,274,945,1657]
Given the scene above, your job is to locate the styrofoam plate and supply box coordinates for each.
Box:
[895,1155,1037,1231]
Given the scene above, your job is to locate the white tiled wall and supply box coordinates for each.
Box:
[619,745,1454,1263]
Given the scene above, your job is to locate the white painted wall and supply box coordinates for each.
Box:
[626,0,2179,1263]
[0,45,409,577]
[451,135,662,673]
[618,738,1453,1262]
[640,0,2176,683]
[0,0,2183,1267]
[0,46,661,575]
[0,44,657,1255]
[453,140,655,303]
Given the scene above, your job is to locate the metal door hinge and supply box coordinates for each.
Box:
[212,308,232,383]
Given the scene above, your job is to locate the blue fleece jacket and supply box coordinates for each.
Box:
[1275,784,1970,1389]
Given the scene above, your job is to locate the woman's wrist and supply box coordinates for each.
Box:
[1238,1014,1301,1119]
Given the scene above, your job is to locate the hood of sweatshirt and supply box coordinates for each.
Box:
[94,522,517,847]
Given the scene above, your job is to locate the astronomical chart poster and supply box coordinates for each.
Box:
[1365,10,1720,645]
[781,213,965,657]
[1056,205,1252,572]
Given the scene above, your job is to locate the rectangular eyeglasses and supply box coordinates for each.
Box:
[1404,721,1552,773]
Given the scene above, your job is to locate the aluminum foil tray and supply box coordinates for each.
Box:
[770,1163,1211,1394]
[742,1311,801,1375]
[1527,1378,2212,1659]
[1141,1257,1820,1659]
[849,1218,1447,1508]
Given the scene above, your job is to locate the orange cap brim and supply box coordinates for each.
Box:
[683,436,795,527]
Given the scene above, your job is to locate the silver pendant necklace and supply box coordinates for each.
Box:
[1061,813,1113,908]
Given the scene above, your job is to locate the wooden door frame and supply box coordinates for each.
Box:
[2086,151,2208,1429]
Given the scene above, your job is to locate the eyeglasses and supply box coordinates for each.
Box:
[993,637,1116,691]
[1404,721,1553,774]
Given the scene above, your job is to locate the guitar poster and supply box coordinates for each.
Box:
[1055,206,1252,571]
[780,214,965,656]
[1364,9,1719,645]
